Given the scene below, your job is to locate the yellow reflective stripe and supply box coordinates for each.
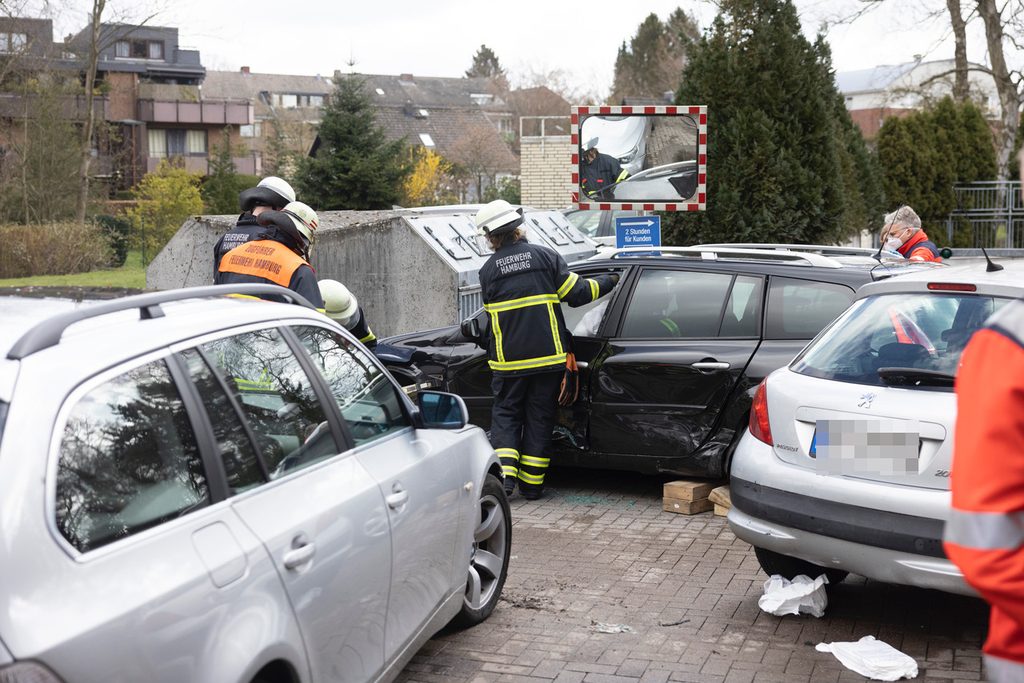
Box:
[557,272,579,299]
[661,318,681,336]
[548,303,563,356]
[588,278,599,300]
[359,330,376,344]
[489,310,505,363]
[496,448,520,459]
[502,465,520,476]
[520,455,550,467]
[488,353,567,372]
[316,307,326,314]
[616,169,629,182]
[227,293,261,300]
[518,471,545,484]
[484,294,559,313]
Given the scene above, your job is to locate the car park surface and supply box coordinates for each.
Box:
[0,285,509,683]
[384,247,943,479]
[729,260,1024,595]
[398,467,988,683]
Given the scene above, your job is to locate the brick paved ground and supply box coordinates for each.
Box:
[399,468,989,683]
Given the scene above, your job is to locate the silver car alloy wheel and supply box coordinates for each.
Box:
[465,492,508,611]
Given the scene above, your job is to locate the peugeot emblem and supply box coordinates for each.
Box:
[858,392,876,409]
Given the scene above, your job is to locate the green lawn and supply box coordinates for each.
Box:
[0,251,147,289]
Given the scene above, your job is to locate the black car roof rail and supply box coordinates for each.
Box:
[7,284,317,361]
[597,246,842,268]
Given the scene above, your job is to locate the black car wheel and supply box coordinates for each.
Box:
[450,474,511,629]
[754,546,849,585]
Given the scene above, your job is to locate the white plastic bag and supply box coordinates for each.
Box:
[757,574,828,617]
[815,635,918,681]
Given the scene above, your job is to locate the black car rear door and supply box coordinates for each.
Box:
[586,266,764,465]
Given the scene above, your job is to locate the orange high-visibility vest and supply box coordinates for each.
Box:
[944,299,1024,681]
[217,239,306,288]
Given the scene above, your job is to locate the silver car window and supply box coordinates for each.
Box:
[200,328,339,479]
[293,326,410,447]
[180,348,265,494]
[55,359,209,553]
[792,293,1011,388]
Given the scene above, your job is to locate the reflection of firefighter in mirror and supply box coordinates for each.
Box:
[580,138,629,198]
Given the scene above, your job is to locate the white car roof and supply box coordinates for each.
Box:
[858,258,1024,299]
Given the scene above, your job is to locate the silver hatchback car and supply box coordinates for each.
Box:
[729,260,1024,595]
[0,284,510,683]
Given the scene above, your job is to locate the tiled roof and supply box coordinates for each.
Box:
[375,105,518,173]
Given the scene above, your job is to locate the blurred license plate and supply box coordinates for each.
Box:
[811,419,920,476]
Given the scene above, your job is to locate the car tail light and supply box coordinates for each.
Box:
[927,283,976,292]
[749,379,772,445]
[0,662,66,683]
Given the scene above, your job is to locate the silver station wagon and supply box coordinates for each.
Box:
[0,284,510,683]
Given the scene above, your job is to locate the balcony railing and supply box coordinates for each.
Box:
[0,92,108,120]
[138,98,253,125]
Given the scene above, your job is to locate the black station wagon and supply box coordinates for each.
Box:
[384,246,942,478]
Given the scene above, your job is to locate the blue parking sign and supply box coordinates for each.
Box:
[615,215,661,249]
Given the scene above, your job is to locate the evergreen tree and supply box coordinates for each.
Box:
[465,45,508,89]
[877,96,996,230]
[611,10,699,104]
[201,129,241,214]
[295,74,411,210]
[665,0,880,245]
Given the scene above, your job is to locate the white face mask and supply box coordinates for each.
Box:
[884,236,902,251]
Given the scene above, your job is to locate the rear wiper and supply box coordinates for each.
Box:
[877,367,955,387]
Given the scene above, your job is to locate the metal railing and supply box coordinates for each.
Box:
[945,181,1023,247]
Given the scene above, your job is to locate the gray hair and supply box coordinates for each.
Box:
[882,206,921,234]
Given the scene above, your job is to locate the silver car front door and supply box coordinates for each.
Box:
[199,328,392,683]
[292,325,467,659]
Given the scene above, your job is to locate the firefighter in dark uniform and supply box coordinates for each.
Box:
[215,200,324,308]
[580,137,629,198]
[319,279,377,348]
[476,199,619,500]
[213,176,296,277]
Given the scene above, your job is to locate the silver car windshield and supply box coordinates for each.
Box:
[791,293,1010,389]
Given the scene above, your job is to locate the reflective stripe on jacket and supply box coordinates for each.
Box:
[479,240,615,375]
[944,299,1024,673]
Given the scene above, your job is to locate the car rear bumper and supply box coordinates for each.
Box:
[729,432,970,595]
[728,506,971,595]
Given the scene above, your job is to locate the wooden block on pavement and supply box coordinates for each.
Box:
[663,479,716,502]
[714,504,729,516]
[708,485,731,509]
[663,497,714,515]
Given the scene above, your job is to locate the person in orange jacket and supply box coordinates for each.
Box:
[880,206,942,262]
[943,149,1024,683]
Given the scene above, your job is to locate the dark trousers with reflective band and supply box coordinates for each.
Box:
[489,370,562,493]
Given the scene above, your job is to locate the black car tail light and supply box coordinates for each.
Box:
[749,379,772,445]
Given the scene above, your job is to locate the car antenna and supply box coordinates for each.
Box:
[874,206,902,263]
[981,247,1004,272]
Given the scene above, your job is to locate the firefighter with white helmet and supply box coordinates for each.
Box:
[579,137,628,198]
[213,176,296,276]
[476,199,619,499]
[318,279,377,347]
[215,200,324,307]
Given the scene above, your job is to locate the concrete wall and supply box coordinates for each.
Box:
[146,211,461,337]
[521,136,574,209]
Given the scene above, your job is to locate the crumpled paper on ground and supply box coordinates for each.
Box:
[589,620,634,634]
[815,635,918,681]
[757,574,828,617]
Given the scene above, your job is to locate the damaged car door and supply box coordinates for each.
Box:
[584,268,763,475]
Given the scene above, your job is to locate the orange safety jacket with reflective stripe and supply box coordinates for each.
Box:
[218,239,306,287]
[944,299,1024,678]
[897,231,942,262]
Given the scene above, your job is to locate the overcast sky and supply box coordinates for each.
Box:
[44,0,1010,98]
